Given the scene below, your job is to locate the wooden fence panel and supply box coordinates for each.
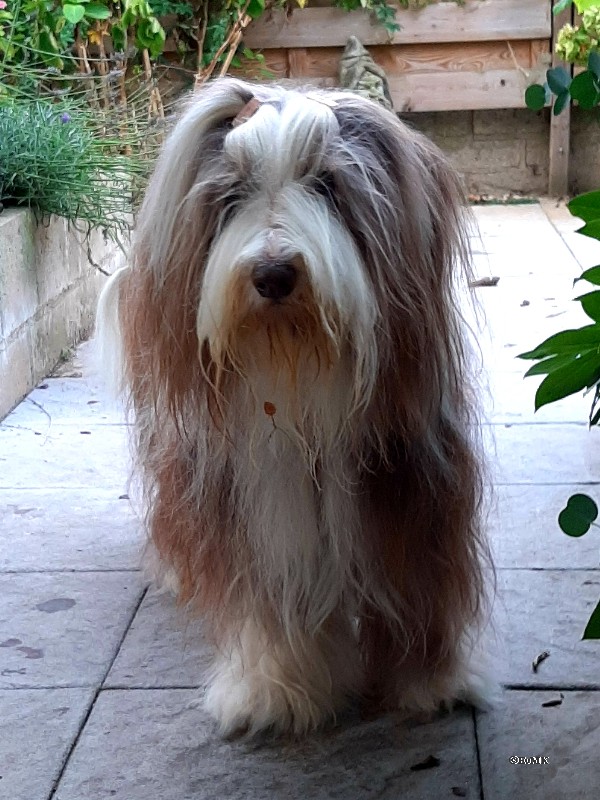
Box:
[238,1,566,192]
[244,0,551,49]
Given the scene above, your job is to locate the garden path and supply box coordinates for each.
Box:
[1,201,599,800]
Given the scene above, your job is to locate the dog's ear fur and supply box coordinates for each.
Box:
[118,80,257,419]
[330,97,473,439]
[135,79,255,281]
[328,98,487,686]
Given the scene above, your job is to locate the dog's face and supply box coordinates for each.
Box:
[128,79,470,438]
[194,92,380,417]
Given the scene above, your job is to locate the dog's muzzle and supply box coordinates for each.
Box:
[252,262,297,301]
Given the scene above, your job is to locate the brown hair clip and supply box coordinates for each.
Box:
[232,97,261,128]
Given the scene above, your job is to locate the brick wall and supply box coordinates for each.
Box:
[403,107,600,197]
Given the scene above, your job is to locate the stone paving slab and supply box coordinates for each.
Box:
[538,198,580,234]
[485,370,591,424]
[497,570,600,688]
[0,687,94,800]
[477,321,589,377]
[477,690,600,800]
[481,300,588,359]
[3,375,126,427]
[106,590,211,689]
[0,488,143,572]
[489,484,600,569]
[54,689,480,800]
[0,572,144,688]
[492,423,600,484]
[1,203,599,799]
[555,230,600,271]
[0,424,129,489]
[473,203,557,228]
[470,234,582,279]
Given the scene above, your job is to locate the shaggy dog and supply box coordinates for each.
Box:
[97,78,491,737]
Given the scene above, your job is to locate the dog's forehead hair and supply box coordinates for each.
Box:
[219,90,409,199]
[222,90,342,187]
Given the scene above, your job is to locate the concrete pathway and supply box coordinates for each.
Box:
[1,201,600,800]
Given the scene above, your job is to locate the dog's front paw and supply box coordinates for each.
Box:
[391,648,498,718]
[203,655,335,738]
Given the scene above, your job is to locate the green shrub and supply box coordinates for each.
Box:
[0,89,158,243]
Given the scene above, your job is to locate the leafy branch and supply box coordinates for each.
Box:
[518,189,600,639]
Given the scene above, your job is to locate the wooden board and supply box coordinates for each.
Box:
[231,40,550,111]
[275,40,549,78]
[244,0,551,50]
[388,69,541,112]
[549,2,572,195]
[268,70,540,112]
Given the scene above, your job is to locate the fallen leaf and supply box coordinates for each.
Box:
[410,755,440,772]
[532,650,550,673]
[542,694,563,708]
[469,276,500,288]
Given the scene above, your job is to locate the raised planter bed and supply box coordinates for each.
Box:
[0,210,119,418]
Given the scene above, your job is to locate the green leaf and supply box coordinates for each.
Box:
[577,265,600,285]
[524,354,578,376]
[525,84,547,111]
[576,289,600,321]
[558,494,598,538]
[111,21,125,50]
[37,29,64,69]
[547,66,571,94]
[84,2,111,19]
[62,3,86,23]
[577,219,600,240]
[247,0,265,18]
[559,506,592,537]
[519,325,600,360]
[570,493,598,521]
[568,190,600,223]
[589,50,600,79]
[553,0,572,12]
[534,351,600,410]
[574,0,599,12]
[553,89,570,116]
[569,71,600,110]
[582,598,600,640]
[135,18,165,57]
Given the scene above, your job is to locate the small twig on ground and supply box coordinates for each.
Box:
[469,276,500,288]
[532,650,550,673]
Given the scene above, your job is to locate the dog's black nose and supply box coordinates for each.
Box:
[252,263,297,301]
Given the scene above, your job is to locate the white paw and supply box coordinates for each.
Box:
[203,657,332,737]
[394,646,499,716]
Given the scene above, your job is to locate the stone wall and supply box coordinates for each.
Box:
[0,210,120,418]
[403,107,600,197]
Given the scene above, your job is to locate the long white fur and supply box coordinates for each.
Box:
[95,265,130,398]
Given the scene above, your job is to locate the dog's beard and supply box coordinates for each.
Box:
[196,185,378,465]
[190,187,384,634]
